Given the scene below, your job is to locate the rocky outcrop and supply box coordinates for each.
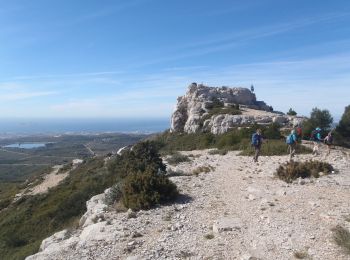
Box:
[170,83,305,134]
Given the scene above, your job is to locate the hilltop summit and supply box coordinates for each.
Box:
[171,83,305,134]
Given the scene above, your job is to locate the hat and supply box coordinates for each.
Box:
[316,127,321,131]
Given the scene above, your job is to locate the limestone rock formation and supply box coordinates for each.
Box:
[170,83,305,134]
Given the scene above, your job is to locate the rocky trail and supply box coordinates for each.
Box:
[27,146,350,260]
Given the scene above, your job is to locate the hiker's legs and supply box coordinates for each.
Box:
[254,145,260,162]
[313,142,319,155]
[289,144,296,159]
[327,144,331,155]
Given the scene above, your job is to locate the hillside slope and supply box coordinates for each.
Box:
[27,146,350,259]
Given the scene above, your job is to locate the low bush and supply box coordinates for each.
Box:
[192,166,215,176]
[166,169,186,177]
[122,168,178,211]
[332,225,350,255]
[293,250,309,259]
[204,233,214,239]
[208,149,228,155]
[275,160,333,183]
[201,106,242,123]
[152,124,283,153]
[166,152,190,165]
[58,163,73,173]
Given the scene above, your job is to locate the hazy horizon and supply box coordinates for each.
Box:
[1,1,349,120]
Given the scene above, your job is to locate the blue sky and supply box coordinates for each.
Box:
[0,0,349,120]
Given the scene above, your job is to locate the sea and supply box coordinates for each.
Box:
[0,118,169,136]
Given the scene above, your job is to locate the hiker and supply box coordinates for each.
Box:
[286,129,298,160]
[251,129,263,162]
[324,131,334,156]
[296,125,303,142]
[311,127,322,155]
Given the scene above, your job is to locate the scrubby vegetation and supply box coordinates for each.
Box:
[332,225,350,255]
[201,106,242,122]
[122,168,178,210]
[107,141,178,211]
[153,123,283,153]
[239,140,312,156]
[293,250,309,259]
[0,157,108,259]
[335,105,350,148]
[166,152,191,165]
[208,149,228,155]
[192,166,214,176]
[0,141,177,259]
[287,108,297,116]
[166,169,186,177]
[152,123,311,157]
[199,98,241,125]
[303,107,333,139]
[275,160,333,183]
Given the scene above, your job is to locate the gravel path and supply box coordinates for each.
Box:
[27,146,350,260]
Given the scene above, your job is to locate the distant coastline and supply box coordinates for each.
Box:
[0,118,169,136]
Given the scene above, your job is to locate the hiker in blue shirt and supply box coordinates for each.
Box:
[311,127,322,155]
[251,129,263,162]
[286,129,298,160]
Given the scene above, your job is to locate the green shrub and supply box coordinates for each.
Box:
[0,157,115,259]
[201,106,242,122]
[332,225,350,255]
[303,107,333,139]
[335,105,350,148]
[122,168,178,210]
[263,122,282,139]
[108,141,166,180]
[287,108,297,116]
[166,152,190,165]
[275,160,333,183]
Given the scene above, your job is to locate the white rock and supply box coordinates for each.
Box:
[213,217,243,233]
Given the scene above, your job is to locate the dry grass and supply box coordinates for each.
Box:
[204,233,214,239]
[275,160,333,183]
[332,225,350,255]
[192,166,215,176]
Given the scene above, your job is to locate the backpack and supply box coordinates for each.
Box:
[310,130,317,140]
[296,127,302,137]
[286,134,294,144]
[251,133,260,146]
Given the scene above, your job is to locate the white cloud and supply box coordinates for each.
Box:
[0,90,57,101]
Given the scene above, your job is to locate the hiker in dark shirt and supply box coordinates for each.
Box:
[251,129,263,162]
[311,127,322,155]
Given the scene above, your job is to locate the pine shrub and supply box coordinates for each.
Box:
[275,160,333,183]
[122,168,178,210]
